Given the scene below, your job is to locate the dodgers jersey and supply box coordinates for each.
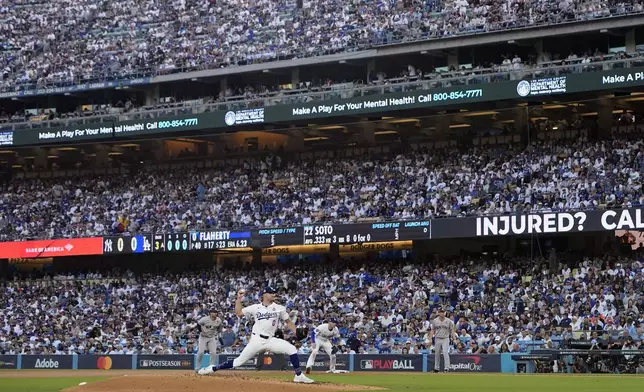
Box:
[242,302,289,337]
[198,316,222,339]
[314,323,340,341]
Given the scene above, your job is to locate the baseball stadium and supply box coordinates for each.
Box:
[1,1,644,391]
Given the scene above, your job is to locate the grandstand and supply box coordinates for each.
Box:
[0,0,643,383]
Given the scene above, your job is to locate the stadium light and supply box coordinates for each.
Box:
[374,130,398,135]
[387,118,419,124]
[304,137,329,141]
[462,111,499,117]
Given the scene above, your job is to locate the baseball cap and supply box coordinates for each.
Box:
[264,286,278,294]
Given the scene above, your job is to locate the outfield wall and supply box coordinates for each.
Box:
[0,354,507,373]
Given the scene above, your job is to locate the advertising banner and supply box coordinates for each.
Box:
[431,208,644,239]
[0,237,103,258]
[137,355,194,370]
[295,354,349,372]
[217,354,350,372]
[78,355,133,370]
[0,355,17,369]
[357,355,423,372]
[3,67,644,147]
[429,355,501,372]
[0,78,152,99]
[22,355,73,370]
[218,354,258,370]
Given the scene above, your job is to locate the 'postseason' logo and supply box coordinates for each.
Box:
[516,80,531,97]
[224,111,237,126]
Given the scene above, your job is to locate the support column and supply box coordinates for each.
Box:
[287,128,304,151]
[447,49,459,69]
[434,114,452,136]
[219,77,228,96]
[144,85,160,106]
[361,121,376,146]
[598,99,614,139]
[291,67,300,86]
[34,147,47,169]
[514,107,529,145]
[534,39,544,63]
[367,59,376,82]
[626,29,636,53]
[329,243,340,261]
[251,248,262,267]
[95,145,110,167]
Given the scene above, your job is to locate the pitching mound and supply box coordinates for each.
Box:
[62,373,382,392]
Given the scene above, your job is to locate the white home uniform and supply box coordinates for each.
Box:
[306,323,340,371]
[232,302,298,368]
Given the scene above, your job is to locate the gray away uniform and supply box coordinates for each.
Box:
[431,317,455,371]
[197,316,222,367]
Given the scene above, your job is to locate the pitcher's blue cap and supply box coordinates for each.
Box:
[264,286,278,294]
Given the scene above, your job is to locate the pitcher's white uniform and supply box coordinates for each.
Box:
[305,323,340,370]
[232,302,298,367]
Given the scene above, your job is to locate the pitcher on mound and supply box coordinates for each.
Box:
[198,287,314,384]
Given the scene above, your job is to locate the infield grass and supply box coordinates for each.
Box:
[0,376,108,392]
[270,373,644,392]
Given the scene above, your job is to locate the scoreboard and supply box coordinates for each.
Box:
[154,233,190,252]
[302,221,430,245]
[102,230,251,255]
[189,230,251,250]
[102,234,153,254]
[99,221,431,255]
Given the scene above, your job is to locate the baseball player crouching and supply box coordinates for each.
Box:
[198,287,314,384]
[305,319,345,374]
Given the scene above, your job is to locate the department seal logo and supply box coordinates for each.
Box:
[516,80,531,97]
[224,111,237,126]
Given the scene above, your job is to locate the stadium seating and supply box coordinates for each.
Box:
[1,255,642,355]
[0,0,641,94]
[2,130,644,241]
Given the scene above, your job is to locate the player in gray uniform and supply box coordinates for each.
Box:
[431,308,458,372]
[196,310,222,369]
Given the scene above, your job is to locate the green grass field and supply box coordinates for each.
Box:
[0,377,108,392]
[270,373,644,392]
[0,373,642,392]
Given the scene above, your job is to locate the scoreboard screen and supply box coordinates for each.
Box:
[103,235,152,254]
[303,221,430,245]
[189,230,251,250]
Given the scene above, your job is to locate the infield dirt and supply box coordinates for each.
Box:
[1,370,382,392]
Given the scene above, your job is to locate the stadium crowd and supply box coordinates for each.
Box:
[0,254,642,356]
[1,133,644,241]
[0,0,641,94]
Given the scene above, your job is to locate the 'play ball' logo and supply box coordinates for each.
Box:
[516,80,531,97]
[97,356,113,370]
[224,111,237,126]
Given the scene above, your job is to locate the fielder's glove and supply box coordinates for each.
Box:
[295,328,308,341]
[331,345,339,355]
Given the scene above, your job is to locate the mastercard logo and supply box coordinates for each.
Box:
[263,357,273,365]
[97,356,113,370]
